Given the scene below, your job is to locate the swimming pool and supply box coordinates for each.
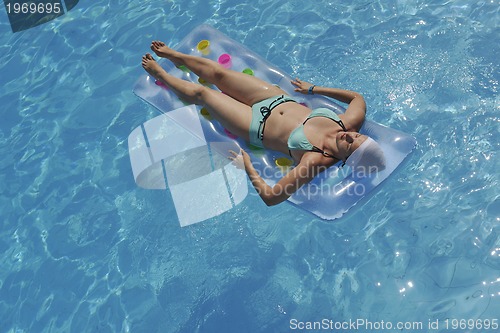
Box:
[0,0,498,332]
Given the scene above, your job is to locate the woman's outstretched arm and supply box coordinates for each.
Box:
[291,78,366,131]
[229,149,320,206]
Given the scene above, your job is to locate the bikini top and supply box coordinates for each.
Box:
[287,108,347,159]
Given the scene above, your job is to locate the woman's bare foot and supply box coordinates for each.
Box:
[150,40,176,58]
[141,53,163,79]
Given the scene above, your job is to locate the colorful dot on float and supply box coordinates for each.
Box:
[218,53,232,68]
[224,129,238,139]
[200,107,212,120]
[155,80,168,88]
[178,65,190,72]
[196,40,210,55]
[248,144,263,151]
[275,157,293,170]
[248,144,265,156]
[242,68,254,76]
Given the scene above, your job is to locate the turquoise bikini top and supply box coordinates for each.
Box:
[287,108,347,159]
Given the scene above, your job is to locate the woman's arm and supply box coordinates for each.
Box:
[229,149,319,206]
[291,78,366,130]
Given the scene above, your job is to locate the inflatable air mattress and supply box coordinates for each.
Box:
[130,24,416,226]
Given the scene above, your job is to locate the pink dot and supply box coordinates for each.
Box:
[218,54,232,69]
[155,80,168,89]
[224,128,238,139]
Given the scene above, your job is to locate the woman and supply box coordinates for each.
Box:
[141,41,385,206]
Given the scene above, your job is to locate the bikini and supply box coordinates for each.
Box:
[249,95,347,160]
[249,95,296,147]
[287,107,347,160]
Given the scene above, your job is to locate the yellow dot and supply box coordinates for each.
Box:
[275,157,293,169]
[200,107,212,119]
[196,40,211,55]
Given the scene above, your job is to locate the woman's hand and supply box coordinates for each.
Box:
[291,77,314,94]
[228,148,250,170]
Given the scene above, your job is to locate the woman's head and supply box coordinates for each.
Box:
[335,132,368,160]
[343,135,386,174]
[325,131,385,174]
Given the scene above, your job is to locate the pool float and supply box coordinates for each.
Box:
[130,24,416,225]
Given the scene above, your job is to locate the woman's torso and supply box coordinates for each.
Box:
[262,102,347,163]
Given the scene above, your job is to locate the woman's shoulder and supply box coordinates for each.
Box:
[299,151,338,170]
[338,113,363,132]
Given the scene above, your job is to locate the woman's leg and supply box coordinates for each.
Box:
[142,54,252,140]
[150,41,285,106]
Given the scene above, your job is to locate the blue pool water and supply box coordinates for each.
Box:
[0,0,498,332]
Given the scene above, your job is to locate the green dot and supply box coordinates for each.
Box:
[248,144,263,151]
[242,68,254,76]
